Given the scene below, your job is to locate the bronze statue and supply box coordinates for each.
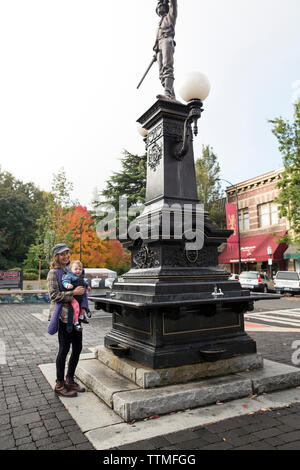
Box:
[154,0,177,100]
[137,0,178,101]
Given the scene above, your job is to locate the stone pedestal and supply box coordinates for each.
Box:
[73,348,300,422]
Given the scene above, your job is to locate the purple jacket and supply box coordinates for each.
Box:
[47,268,89,335]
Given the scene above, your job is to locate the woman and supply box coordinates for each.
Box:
[47,243,86,397]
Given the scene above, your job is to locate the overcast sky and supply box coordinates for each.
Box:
[0,0,299,207]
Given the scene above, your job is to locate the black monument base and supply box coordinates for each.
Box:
[92,293,266,369]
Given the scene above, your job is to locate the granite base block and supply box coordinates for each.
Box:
[96,346,263,388]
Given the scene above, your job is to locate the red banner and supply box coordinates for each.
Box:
[226,204,238,244]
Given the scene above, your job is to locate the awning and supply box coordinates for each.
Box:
[219,232,287,264]
[284,245,300,259]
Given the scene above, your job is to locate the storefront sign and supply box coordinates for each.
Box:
[0,271,23,290]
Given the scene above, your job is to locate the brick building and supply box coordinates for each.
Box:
[219,168,289,275]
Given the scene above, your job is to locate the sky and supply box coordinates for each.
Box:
[0,0,300,208]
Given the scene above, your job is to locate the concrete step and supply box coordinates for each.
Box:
[75,357,300,422]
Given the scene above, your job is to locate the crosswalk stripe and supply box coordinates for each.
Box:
[245,315,300,327]
[248,312,300,320]
[245,308,300,328]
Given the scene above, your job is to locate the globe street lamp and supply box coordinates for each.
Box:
[176,72,211,160]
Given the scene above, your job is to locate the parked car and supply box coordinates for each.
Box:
[273,271,300,295]
[84,268,117,296]
[238,271,275,293]
[229,273,239,281]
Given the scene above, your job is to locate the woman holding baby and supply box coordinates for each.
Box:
[47,243,88,398]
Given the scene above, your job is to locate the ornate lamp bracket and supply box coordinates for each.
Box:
[175,99,204,161]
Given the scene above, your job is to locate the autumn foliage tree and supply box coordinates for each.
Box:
[54,204,130,272]
[24,168,130,275]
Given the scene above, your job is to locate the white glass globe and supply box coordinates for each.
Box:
[137,123,148,137]
[179,72,211,103]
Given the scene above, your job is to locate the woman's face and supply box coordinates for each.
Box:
[57,250,70,266]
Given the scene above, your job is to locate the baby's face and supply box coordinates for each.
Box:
[71,264,82,276]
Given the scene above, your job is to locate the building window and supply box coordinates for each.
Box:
[239,209,250,231]
[258,202,278,227]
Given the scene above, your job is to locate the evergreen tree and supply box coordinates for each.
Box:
[92,150,147,238]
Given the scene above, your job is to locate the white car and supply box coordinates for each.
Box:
[238,271,275,293]
[274,271,300,295]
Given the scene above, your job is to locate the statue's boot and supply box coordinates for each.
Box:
[164,77,176,100]
[157,77,181,103]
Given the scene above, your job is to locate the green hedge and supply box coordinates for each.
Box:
[23,272,39,281]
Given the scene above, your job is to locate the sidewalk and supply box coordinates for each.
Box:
[0,303,300,450]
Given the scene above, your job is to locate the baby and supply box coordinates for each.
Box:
[62,260,91,331]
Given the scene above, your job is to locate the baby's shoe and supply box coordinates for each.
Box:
[86,308,92,318]
[74,322,82,332]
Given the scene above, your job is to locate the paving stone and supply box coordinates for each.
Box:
[13,425,30,440]
[264,436,286,447]
[0,414,10,425]
[277,414,300,429]
[17,442,37,450]
[165,429,198,444]
[279,430,300,443]
[68,431,90,445]
[276,440,300,450]
[15,436,33,446]
[255,427,283,439]
[0,435,16,450]
[31,427,49,441]
[11,411,41,427]
[43,417,61,431]
[75,442,95,450]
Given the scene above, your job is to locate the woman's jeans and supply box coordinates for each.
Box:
[56,320,82,382]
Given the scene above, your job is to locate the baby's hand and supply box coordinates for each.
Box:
[66,283,73,289]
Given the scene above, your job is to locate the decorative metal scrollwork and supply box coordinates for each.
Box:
[148,142,162,172]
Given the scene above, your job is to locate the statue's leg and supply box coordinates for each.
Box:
[157,49,164,87]
[161,38,175,99]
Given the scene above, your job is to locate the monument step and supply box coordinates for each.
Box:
[75,356,300,422]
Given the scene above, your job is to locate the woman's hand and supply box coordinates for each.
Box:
[73,286,85,295]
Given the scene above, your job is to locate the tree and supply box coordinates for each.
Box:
[93,150,147,238]
[269,101,300,245]
[56,204,130,272]
[195,145,226,228]
[0,168,48,269]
